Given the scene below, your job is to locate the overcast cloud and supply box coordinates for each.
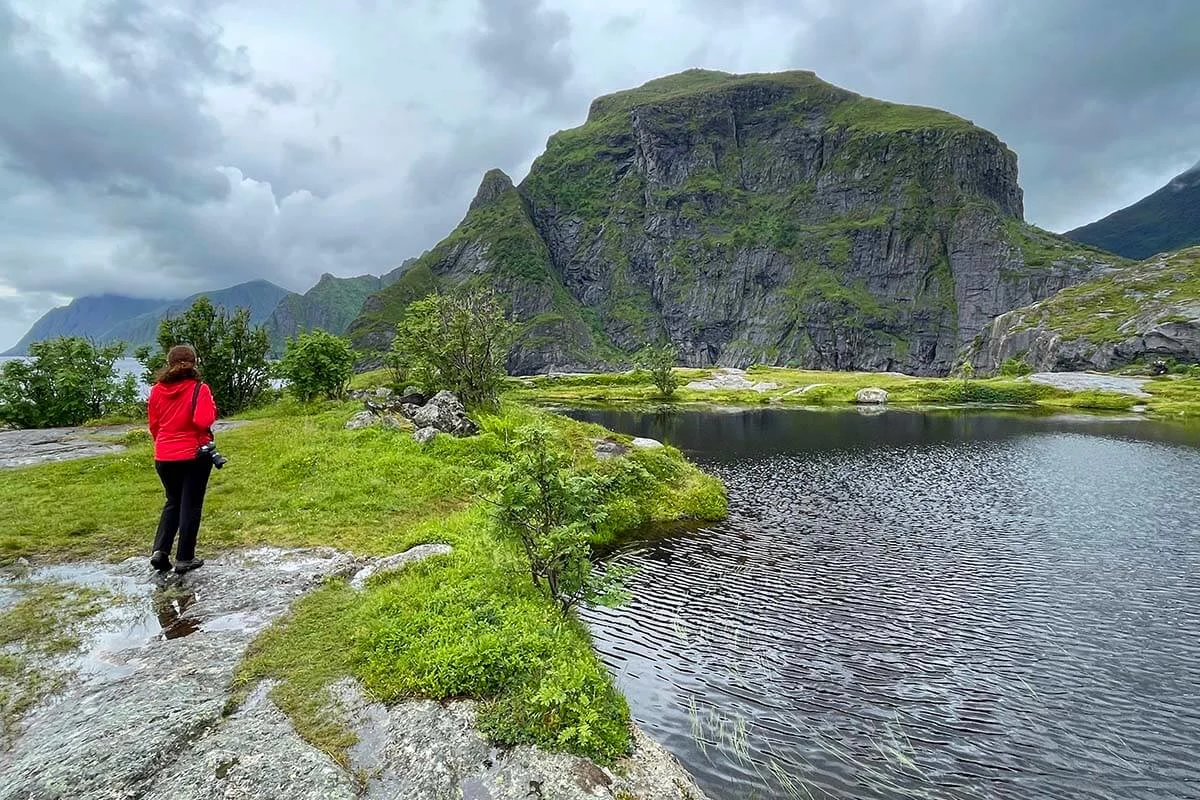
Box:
[1,0,1197,349]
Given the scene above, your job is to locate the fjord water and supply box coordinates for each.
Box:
[567,408,1200,800]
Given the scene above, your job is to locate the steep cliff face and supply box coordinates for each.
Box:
[352,69,1122,374]
[970,247,1200,373]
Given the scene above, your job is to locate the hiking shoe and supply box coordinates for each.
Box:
[173,558,205,575]
[150,551,172,573]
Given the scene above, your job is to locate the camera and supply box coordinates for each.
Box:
[197,441,228,469]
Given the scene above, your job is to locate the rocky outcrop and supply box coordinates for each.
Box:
[346,388,479,440]
[0,548,709,800]
[970,247,1200,373]
[350,69,1123,376]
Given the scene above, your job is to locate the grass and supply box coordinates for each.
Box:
[0,581,110,741]
[498,364,1192,416]
[0,398,726,766]
[1004,246,1200,345]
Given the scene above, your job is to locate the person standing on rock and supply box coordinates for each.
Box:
[147,344,217,575]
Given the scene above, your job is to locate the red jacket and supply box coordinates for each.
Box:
[148,379,218,461]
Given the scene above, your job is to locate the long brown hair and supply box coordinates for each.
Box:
[155,344,202,384]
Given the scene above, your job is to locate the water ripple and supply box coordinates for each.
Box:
[572,409,1200,800]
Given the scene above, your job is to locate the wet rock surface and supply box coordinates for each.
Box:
[0,421,247,470]
[327,681,708,800]
[686,368,779,393]
[1026,372,1151,397]
[0,546,709,800]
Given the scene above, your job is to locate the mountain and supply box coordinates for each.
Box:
[1065,162,1200,259]
[101,280,293,350]
[265,261,415,353]
[3,295,167,355]
[5,281,294,355]
[969,246,1200,373]
[348,69,1122,375]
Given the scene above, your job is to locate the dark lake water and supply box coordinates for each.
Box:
[566,407,1200,800]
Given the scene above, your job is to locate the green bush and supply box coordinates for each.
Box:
[480,425,629,614]
[0,338,138,429]
[388,288,515,409]
[638,344,679,399]
[136,297,271,415]
[998,357,1034,377]
[278,330,356,402]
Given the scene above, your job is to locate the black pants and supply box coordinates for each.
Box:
[153,456,213,562]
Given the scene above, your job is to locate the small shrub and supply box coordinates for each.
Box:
[480,425,628,614]
[0,338,138,429]
[998,357,1034,377]
[278,330,356,402]
[638,343,679,399]
[388,288,515,409]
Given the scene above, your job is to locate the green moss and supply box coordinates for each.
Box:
[1007,247,1200,344]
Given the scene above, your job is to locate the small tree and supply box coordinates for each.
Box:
[136,297,271,415]
[0,337,138,428]
[639,343,679,399]
[388,287,515,408]
[278,330,356,402]
[481,426,629,615]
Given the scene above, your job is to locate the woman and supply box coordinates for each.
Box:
[147,344,217,574]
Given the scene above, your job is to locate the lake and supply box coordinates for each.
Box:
[566,407,1200,800]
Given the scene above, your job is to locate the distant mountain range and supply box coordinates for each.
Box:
[4,265,414,356]
[1066,161,1200,259]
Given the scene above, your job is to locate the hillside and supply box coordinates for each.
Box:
[5,281,294,355]
[970,246,1200,372]
[265,264,413,354]
[1066,162,1200,259]
[3,295,165,355]
[350,69,1123,375]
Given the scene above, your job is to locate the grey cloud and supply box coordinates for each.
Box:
[470,0,573,100]
[255,80,298,105]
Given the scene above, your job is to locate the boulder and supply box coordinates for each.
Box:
[412,391,479,437]
[374,387,394,399]
[855,388,889,405]
[412,426,438,445]
[631,437,664,450]
[593,439,629,460]
[344,411,377,430]
[379,415,411,431]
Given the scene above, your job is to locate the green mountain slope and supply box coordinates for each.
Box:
[1066,162,1200,259]
[264,265,415,354]
[350,69,1123,375]
[971,246,1200,372]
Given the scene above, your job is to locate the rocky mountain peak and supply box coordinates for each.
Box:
[469,168,516,211]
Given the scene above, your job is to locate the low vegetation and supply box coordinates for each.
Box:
[0,397,725,766]
[0,338,139,429]
[277,329,356,402]
[501,364,1180,415]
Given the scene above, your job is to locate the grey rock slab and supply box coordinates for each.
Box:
[1027,372,1151,397]
[0,420,249,469]
[0,548,359,800]
[413,426,439,444]
[855,387,889,405]
[348,544,453,590]
[345,410,377,430]
[326,681,708,800]
[593,438,630,460]
[142,682,358,800]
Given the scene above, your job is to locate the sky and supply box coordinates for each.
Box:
[1,0,1198,350]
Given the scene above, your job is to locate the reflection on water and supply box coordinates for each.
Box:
[567,407,1200,800]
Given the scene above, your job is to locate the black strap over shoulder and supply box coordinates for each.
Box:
[190,380,213,437]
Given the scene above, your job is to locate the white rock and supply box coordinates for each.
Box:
[855,387,889,405]
[344,411,377,430]
[413,426,438,444]
[631,437,664,450]
[349,544,453,590]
